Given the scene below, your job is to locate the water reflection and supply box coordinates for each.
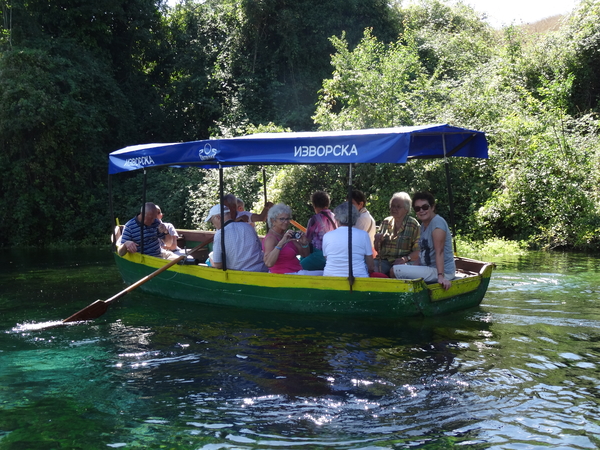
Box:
[87,303,505,447]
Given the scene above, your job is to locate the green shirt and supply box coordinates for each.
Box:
[377,214,420,263]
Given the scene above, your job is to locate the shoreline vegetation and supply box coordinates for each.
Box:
[1,0,599,252]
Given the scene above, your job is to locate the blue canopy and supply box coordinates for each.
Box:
[108,124,488,175]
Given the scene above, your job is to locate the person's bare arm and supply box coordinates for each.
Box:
[252,201,274,222]
[432,228,451,290]
[365,255,375,273]
[163,234,176,249]
[158,223,176,250]
[264,234,290,268]
[292,232,310,258]
[118,240,138,256]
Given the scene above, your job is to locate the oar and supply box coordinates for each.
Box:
[63,238,214,323]
[290,220,307,233]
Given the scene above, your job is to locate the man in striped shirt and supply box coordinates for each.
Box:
[118,202,175,258]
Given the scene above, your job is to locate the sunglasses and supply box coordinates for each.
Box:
[413,204,431,212]
[277,217,291,222]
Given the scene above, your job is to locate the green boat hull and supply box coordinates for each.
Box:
[114,253,494,319]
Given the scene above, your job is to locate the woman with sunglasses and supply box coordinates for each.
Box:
[390,191,456,290]
[263,203,316,274]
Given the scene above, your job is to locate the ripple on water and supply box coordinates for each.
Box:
[2,250,600,448]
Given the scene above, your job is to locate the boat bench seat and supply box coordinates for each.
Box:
[455,269,479,277]
[176,231,211,262]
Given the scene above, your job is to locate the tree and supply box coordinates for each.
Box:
[313,28,430,130]
[214,0,401,131]
[0,0,170,246]
[0,46,135,244]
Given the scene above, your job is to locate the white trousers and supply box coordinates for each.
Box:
[392,264,455,283]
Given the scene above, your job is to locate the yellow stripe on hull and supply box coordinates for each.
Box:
[126,253,423,294]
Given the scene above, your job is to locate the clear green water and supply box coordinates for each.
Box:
[1,249,600,449]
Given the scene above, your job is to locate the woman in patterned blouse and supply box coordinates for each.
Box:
[373,192,420,275]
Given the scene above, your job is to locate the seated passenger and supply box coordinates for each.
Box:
[205,201,267,272]
[156,205,195,261]
[323,202,374,278]
[236,198,274,226]
[300,191,337,271]
[389,192,456,290]
[263,203,322,275]
[155,205,181,251]
[350,190,376,248]
[118,202,176,259]
[373,192,420,275]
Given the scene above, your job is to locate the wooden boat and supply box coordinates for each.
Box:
[115,231,493,318]
[108,124,494,318]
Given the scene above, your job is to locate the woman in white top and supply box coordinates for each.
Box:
[322,202,374,278]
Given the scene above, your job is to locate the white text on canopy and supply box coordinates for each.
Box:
[124,155,155,167]
[294,144,358,158]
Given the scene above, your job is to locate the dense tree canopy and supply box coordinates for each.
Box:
[1,0,599,250]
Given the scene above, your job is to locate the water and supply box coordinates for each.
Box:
[1,249,600,449]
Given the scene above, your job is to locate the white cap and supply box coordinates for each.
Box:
[205,204,229,222]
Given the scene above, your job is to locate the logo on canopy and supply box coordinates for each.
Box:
[199,144,217,161]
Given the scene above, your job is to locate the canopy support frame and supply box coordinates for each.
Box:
[109,174,117,253]
[219,164,227,271]
[262,166,269,232]
[442,135,458,255]
[140,168,147,255]
[347,164,355,291]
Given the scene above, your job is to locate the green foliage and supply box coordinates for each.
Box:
[311,0,600,251]
[159,0,235,141]
[559,0,600,115]
[0,0,172,246]
[2,0,600,253]
[455,237,528,259]
[214,0,401,131]
[0,45,134,245]
[314,28,431,129]
[476,113,600,250]
[401,0,495,79]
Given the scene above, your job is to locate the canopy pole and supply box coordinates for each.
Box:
[443,135,458,255]
[347,164,354,291]
[109,175,117,253]
[219,165,227,271]
[262,166,269,232]
[140,168,147,255]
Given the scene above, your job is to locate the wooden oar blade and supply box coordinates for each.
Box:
[61,237,214,325]
[63,300,109,323]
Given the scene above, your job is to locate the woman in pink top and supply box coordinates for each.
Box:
[263,203,320,275]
